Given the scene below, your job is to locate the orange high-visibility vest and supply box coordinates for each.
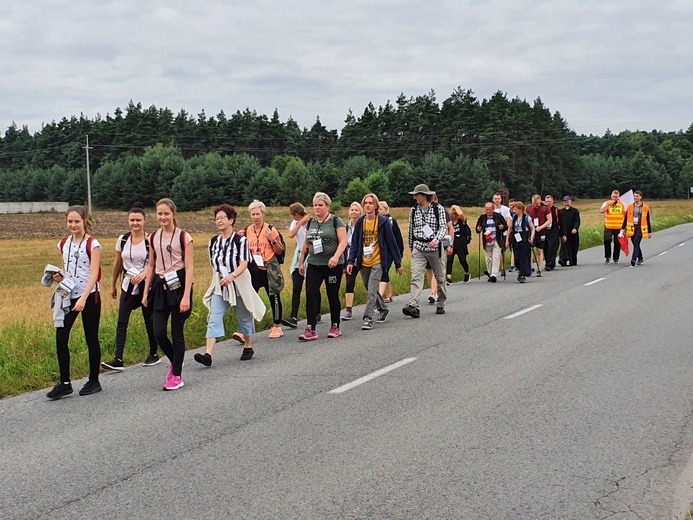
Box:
[604,201,624,230]
[625,203,650,237]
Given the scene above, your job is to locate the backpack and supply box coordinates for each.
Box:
[118,232,150,275]
[59,236,102,283]
[462,220,472,245]
[267,225,286,264]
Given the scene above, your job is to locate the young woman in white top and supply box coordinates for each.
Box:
[47,205,103,400]
[102,203,159,372]
[142,198,194,391]
[341,201,363,321]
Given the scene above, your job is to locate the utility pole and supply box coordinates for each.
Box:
[84,134,93,217]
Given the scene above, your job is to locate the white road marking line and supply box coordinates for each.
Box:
[678,242,686,247]
[584,278,606,286]
[503,304,543,320]
[658,251,668,256]
[328,357,418,394]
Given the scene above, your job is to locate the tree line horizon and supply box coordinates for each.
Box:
[1,87,692,210]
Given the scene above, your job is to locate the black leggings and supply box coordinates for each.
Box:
[344,265,359,293]
[305,263,343,328]
[251,267,282,325]
[152,303,188,377]
[290,269,320,319]
[115,290,158,360]
[446,250,469,277]
[56,292,101,383]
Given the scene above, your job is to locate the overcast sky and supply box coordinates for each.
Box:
[2,0,691,138]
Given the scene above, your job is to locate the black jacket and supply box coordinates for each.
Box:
[475,213,506,247]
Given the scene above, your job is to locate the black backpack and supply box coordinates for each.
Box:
[267,225,286,264]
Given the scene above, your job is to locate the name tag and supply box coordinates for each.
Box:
[533,218,539,227]
[312,238,323,254]
[57,277,76,298]
[363,245,374,259]
[422,224,434,238]
[164,271,181,291]
[514,233,523,243]
[252,254,265,267]
[633,217,639,225]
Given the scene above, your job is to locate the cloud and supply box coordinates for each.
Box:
[0,0,691,136]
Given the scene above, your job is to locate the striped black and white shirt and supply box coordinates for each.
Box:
[408,203,448,252]
[208,233,250,274]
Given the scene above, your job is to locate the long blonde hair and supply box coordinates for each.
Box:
[156,198,178,228]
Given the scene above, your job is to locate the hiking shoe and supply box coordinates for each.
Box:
[79,380,102,396]
[402,305,420,318]
[489,276,497,283]
[240,348,254,361]
[636,258,644,265]
[558,260,566,267]
[341,310,353,321]
[605,258,610,264]
[327,325,342,338]
[508,266,516,272]
[299,328,318,341]
[281,317,298,328]
[143,355,161,367]
[436,307,445,315]
[536,270,542,277]
[269,326,283,339]
[445,280,452,286]
[231,332,245,344]
[47,382,73,400]
[194,353,212,367]
[631,260,636,267]
[316,314,322,324]
[428,295,436,304]
[519,276,526,283]
[376,309,390,323]
[163,375,184,391]
[463,273,471,283]
[613,260,619,264]
[101,358,124,371]
[362,319,373,330]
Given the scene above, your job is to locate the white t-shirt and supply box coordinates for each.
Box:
[495,204,511,236]
[116,234,149,295]
[58,237,102,299]
[290,219,307,272]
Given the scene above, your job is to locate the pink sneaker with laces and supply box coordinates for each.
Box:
[327,325,342,338]
[298,328,318,341]
[164,375,184,391]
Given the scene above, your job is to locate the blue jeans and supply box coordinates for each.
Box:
[206,291,255,339]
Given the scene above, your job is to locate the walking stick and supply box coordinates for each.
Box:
[477,233,482,280]
[501,247,506,280]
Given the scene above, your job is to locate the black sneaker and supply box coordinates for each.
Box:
[240,348,254,361]
[436,307,445,315]
[376,309,390,323]
[194,353,212,367]
[362,318,373,330]
[631,260,636,267]
[463,273,471,283]
[445,280,452,286]
[613,260,619,264]
[402,305,420,318]
[101,358,124,371]
[316,314,322,324]
[79,380,102,396]
[281,317,298,328]
[47,382,73,400]
[519,276,526,283]
[427,295,436,304]
[489,276,497,283]
[604,258,610,264]
[143,355,161,367]
[636,259,643,265]
[558,260,566,267]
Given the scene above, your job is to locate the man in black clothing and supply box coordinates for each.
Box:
[558,196,580,266]
[544,195,561,271]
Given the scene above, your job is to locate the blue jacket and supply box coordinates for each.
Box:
[347,215,403,271]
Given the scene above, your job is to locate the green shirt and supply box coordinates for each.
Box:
[306,215,346,266]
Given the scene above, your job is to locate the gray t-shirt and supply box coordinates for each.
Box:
[306,215,346,266]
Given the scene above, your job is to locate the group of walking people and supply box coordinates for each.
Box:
[43,185,653,399]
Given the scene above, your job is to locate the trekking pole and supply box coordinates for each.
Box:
[477,233,482,280]
[501,247,506,280]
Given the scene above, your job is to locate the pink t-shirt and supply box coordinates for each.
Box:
[149,228,193,276]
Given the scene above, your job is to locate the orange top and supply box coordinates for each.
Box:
[245,223,279,268]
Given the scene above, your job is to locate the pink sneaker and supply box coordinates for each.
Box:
[269,325,283,339]
[298,328,318,341]
[327,325,342,338]
[164,375,184,391]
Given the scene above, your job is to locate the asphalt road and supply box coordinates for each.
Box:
[3,224,693,520]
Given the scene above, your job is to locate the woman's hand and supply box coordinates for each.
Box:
[220,274,234,287]
[446,246,453,256]
[130,272,145,285]
[180,295,191,313]
[73,296,87,312]
[328,255,339,268]
[111,286,118,300]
